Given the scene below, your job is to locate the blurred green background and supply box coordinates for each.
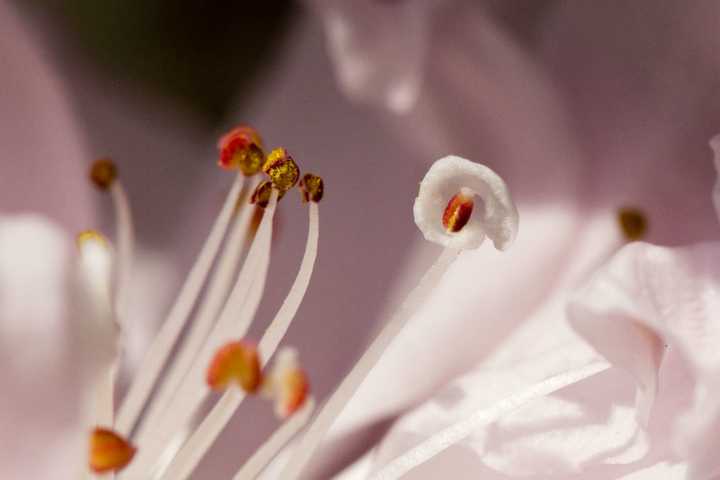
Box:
[28,0,298,125]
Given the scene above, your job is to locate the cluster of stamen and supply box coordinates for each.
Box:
[81,124,323,477]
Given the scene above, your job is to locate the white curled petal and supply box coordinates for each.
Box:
[413,155,518,250]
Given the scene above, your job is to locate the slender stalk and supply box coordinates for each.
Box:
[233,398,315,480]
[116,174,244,436]
[280,248,459,479]
[136,178,258,438]
[155,203,319,479]
[110,182,134,322]
[125,192,277,479]
[372,361,610,480]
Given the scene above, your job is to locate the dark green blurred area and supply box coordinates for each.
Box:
[30,0,298,125]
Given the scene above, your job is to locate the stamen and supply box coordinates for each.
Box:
[89,158,117,191]
[134,180,259,437]
[617,207,648,241]
[157,348,310,480]
[108,171,135,322]
[124,192,279,478]
[371,362,610,480]
[218,125,265,176]
[76,230,119,429]
[232,398,315,480]
[116,173,245,436]
[263,147,300,193]
[281,156,518,479]
[206,341,262,392]
[442,190,473,233]
[151,190,319,480]
[263,347,310,419]
[89,428,136,474]
[299,173,324,203]
[251,180,285,208]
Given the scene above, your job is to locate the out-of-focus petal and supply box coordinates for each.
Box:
[306,0,437,113]
[710,134,720,227]
[568,241,720,479]
[0,216,87,477]
[0,1,91,232]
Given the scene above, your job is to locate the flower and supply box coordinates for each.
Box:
[293,1,720,478]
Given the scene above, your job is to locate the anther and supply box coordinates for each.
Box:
[76,229,109,250]
[207,341,262,393]
[299,174,324,203]
[264,348,309,419]
[263,148,300,193]
[251,180,285,208]
[89,428,136,473]
[90,158,117,191]
[442,191,474,233]
[218,125,265,176]
[617,207,647,241]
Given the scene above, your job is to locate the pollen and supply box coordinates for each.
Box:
[442,192,474,233]
[218,125,265,176]
[617,207,647,241]
[207,341,262,393]
[90,158,117,190]
[89,428,136,473]
[299,174,324,203]
[263,148,300,193]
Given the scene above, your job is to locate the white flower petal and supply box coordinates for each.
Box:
[413,155,519,251]
[568,240,720,478]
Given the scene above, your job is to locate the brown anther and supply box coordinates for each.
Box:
[90,158,117,190]
[442,192,474,233]
[250,180,285,208]
[207,341,262,393]
[299,173,324,203]
[262,148,300,192]
[618,207,648,241]
[89,428,136,473]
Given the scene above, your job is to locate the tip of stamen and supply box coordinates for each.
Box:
[251,180,285,208]
[90,158,117,191]
[264,348,309,419]
[617,207,648,241]
[299,174,324,203]
[442,191,474,233]
[263,148,300,192]
[218,125,265,175]
[76,230,109,250]
[207,341,262,393]
[89,428,136,473]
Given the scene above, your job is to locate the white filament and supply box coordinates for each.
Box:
[233,398,315,480]
[280,247,459,479]
[136,178,258,440]
[110,181,135,323]
[126,192,278,479]
[371,362,610,480]
[156,204,319,479]
[116,173,244,436]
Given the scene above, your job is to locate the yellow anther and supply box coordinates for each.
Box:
[263,148,300,192]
